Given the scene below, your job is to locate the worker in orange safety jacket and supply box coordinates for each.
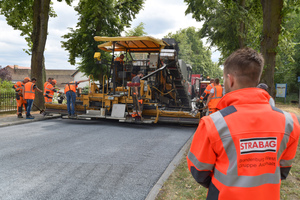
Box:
[187,48,300,200]
[12,77,30,118]
[64,79,89,117]
[44,79,59,103]
[24,78,43,119]
[200,78,214,100]
[44,77,53,88]
[205,78,223,115]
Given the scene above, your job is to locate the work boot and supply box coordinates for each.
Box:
[26,115,34,119]
[17,114,23,118]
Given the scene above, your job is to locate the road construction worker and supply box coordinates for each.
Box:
[64,79,89,117]
[44,79,58,103]
[23,78,43,119]
[257,83,275,107]
[131,71,144,117]
[200,78,214,100]
[187,48,300,200]
[12,77,30,118]
[205,78,223,114]
[44,77,53,89]
[114,54,125,64]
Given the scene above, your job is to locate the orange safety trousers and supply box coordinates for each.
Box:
[16,96,27,115]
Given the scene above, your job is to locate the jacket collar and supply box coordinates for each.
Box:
[217,88,271,110]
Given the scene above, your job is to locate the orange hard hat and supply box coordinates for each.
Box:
[24,77,30,81]
[52,79,57,85]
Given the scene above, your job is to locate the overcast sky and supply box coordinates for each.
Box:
[0,0,220,70]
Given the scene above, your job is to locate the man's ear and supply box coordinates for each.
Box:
[228,74,234,88]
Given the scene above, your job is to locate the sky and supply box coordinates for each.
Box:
[0,0,220,70]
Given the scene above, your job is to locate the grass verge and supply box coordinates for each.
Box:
[156,104,300,200]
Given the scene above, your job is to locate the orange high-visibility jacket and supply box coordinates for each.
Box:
[24,82,36,100]
[44,83,55,98]
[200,83,214,100]
[64,81,77,93]
[208,84,223,109]
[187,88,300,200]
[13,81,24,93]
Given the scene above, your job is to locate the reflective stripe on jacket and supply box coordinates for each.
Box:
[44,82,54,98]
[64,81,77,93]
[208,84,223,109]
[187,88,300,200]
[24,82,35,100]
[13,81,23,92]
[200,83,214,100]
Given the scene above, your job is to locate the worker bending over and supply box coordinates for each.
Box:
[13,77,30,118]
[44,79,59,103]
[23,78,43,119]
[187,48,300,200]
[64,79,89,117]
[205,78,223,114]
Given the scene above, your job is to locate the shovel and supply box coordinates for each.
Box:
[33,103,45,114]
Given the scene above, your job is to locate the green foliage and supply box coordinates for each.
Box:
[62,0,144,81]
[0,79,14,93]
[184,0,263,62]
[125,22,147,36]
[165,27,222,79]
[0,0,70,54]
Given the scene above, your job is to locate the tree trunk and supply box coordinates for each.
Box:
[260,0,283,97]
[238,0,246,48]
[31,0,50,109]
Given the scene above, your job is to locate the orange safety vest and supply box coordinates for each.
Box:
[208,84,223,109]
[200,83,214,100]
[187,88,300,200]
[44,82,54,98]
[64,81,77,93]
[24,82,36,100]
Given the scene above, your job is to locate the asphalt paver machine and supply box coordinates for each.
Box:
[45,36,205,124]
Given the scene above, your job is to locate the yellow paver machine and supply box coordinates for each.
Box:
[45,36,206,124]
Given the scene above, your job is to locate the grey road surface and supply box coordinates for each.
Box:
[0,118,196,200]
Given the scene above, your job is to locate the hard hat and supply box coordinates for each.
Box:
[257,83,268,91]
[52,79,57,85]
[24,77,30,81]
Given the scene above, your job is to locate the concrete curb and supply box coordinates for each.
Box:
[0,114,61,128]
[145,134,193,200]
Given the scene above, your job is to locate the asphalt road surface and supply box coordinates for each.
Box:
[0,118,196,200]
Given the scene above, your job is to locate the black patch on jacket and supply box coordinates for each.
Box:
[220,105,237,117]
[190,166,211,188]
[280,167,291,180]
[207,182,220,200]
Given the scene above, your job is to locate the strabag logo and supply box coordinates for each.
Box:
[240,137,277,154]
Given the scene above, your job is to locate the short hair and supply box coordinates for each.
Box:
[138,71,144,75]
[214,78,220,85]
[224,48,264,87]
[31,77,37,81]
[210,78,214,83]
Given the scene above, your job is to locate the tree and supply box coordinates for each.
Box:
[185,0,300,96]
[125,22,147,36]
[62,0,144,82]
[0,0,73,108]
[0,66,12,81]
[165,27,222,79]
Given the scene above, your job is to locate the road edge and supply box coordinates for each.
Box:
[145,134,193,200]
[0,115,61,128]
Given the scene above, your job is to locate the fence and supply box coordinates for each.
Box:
[0,92,17,112]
